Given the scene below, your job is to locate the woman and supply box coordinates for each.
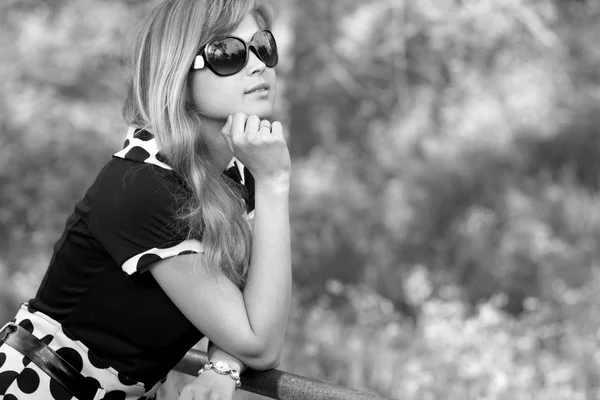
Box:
[0,0,291,399]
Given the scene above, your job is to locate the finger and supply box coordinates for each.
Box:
[220,115,233,135]
[220,115,235,154]
[177,389,189,400]
[245,115,260,134]
[231,112,248,142]
[178,385,197,400]
[271,121,284,140]
[259,119,272,135]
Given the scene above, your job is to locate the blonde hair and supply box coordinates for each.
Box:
[122,0,274,288]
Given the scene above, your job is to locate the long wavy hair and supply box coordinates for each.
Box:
[122,0,273,288]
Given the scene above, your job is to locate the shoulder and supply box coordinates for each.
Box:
[102,156,185,194]
[90,157,189,220]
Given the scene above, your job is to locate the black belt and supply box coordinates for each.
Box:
[0,324,102,400]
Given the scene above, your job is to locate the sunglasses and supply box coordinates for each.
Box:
[192,29,278,77]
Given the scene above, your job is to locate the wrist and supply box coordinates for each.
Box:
[209,358,243,374]
[254,173,290,194]
[194,369,237,388]
[198,361,241,390]
[206,342,245,373]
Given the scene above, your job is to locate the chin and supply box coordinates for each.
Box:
[241,104,274,119]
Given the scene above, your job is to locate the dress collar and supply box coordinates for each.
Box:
[114,126,173,170]
[113,126,254,213]
[113,126,245,179]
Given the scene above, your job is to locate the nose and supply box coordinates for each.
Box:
[246,47,266,75]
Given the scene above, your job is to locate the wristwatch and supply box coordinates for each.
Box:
[198,361,242,389]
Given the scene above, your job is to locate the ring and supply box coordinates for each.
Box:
[259,120,271,129]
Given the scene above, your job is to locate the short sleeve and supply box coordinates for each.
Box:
[88,159,203,275]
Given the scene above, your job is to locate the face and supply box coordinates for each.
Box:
[190,14,277,122]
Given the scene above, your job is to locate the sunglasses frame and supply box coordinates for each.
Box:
[192,29,278,77]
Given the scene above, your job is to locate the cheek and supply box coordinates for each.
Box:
[191,74,240,114]
[269,72,277,101]
[266,67,277,84]
[266,68,277,85]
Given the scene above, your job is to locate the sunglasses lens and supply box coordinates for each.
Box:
[206,38,246,76]
[254,31,278,67]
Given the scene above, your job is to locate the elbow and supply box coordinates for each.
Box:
[241,342,283,370]
[261,348,282,370]
[246,351,281,370]
[215,331,284,370]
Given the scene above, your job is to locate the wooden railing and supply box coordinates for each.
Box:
[174,349,391,400]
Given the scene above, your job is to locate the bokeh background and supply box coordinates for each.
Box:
[1,0,600,399]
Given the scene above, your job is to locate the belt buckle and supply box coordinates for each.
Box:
[0,323,18,343]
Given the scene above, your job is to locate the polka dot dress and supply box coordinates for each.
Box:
[0,305,162,400]
[1,126,257,399]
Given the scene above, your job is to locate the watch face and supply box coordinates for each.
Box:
[213,361,231,374]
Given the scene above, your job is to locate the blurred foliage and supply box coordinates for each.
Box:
[1,0,600,399]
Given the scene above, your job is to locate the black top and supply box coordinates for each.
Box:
[28,127,254,385]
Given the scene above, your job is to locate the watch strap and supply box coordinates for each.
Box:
[197,361,242,389]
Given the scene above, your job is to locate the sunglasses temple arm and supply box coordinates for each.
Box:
[193,54,205,70]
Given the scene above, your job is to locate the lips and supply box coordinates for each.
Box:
[245,82,270,94]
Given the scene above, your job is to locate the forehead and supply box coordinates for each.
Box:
[230,14,261,41]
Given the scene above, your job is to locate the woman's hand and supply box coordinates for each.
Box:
[221,112,291,184]
[177,371,237,400]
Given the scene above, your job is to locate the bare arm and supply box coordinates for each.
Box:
[150,114,291,370]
